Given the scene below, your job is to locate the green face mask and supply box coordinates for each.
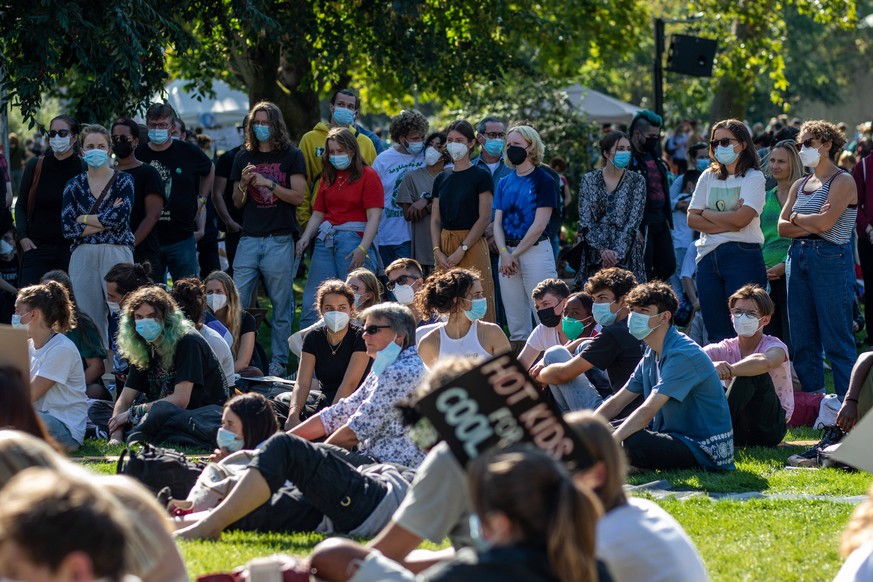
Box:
[561,316,585,340]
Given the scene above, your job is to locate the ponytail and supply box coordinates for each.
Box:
[547,478,601,582]
[17,281,76,333]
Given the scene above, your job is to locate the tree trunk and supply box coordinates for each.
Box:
[709,12,755,123]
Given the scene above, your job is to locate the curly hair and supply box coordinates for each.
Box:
[583,267,638,301]
[415,268,481,316]
[16,281,76,333]
[170,278,206,327]
[624,281,679,322]
[315,279,355,314]
[244,101,293,153]
[800,120,847,161]
[116,286,193,370]
[389,109,429,142]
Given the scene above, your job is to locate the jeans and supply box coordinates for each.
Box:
[499,242,557,340]
[622,429,699,470]
[378,242,411,269]
[542,345,603,412]
[233,234,295,366]
[859,237,873,335]
[643,221,676,283]
[787,239,855,399]
[726,374,787,447]
[300,231,377,328]
[157,236,199,283]
[240,434,387,534]
[697,241,767,342]
[763,275,792,357]
[669,245,687,297]
[38,412,80,451]
[18,242,71,287]
[224,230,242,277]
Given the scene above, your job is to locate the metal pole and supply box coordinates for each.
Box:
[654,18,665,118]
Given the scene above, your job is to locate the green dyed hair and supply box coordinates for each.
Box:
[116,286,193,370]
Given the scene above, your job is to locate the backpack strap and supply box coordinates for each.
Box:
[26,156,45,221]
[87,170,120,215]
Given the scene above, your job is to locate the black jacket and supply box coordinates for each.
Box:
[628,150,674,228]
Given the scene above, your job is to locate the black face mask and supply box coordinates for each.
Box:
[506,145,528,166]
[112,139,134,159]
[644,136,660,152]
[536,306,562,328]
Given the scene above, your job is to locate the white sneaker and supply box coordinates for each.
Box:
[268,362,287,378]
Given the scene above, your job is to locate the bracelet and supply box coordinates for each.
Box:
[432,246,441,253]
[238,183,246,193]
[357,245,367,254]
[846,397,859,403]
[499,247,508,253]
[83,215,88,226]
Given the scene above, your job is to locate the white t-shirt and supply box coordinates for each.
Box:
[30,333,88,444]
[689,168,766,261]
[373,147,424,246]
[835,541,873,582]
[524,323,562,354]
[199,325,236,387]
[597,497,710,582]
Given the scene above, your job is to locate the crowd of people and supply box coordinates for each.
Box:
[2,94,873,581]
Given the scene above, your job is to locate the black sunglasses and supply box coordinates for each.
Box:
[363,324,392,335]
[710,138,738,148]
[795,138,817,150]
[48,129,71,138]
[386,274,420,290]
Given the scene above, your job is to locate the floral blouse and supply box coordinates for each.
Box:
[62,170,135,251]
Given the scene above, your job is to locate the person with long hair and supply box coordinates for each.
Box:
[107,286,229,444]
[0,367,57,446]
[346,267,383,316]
[687,118,768,342]
[14,114,84,286]
[416,268,509,368]
[779,120,858,404]
[211,392,280,461]
[231,100,307,377]
[285,280,371,429]
[204,270,260,374]
[14,281,86,451]
[297,127,383,328]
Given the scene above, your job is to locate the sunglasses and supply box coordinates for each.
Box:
[710,138,738,148]
[386,274,420,290]
[795,138,817,150]
[363,324,392,335]
[48,129,71,138]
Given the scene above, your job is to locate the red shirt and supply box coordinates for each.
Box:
[314,165,384,225]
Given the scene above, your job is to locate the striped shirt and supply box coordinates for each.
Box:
[791,170,856,245]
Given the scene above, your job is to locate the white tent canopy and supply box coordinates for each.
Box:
[162,79,249,129]
[564,84,641,125]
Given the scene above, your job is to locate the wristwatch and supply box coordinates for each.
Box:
[269,181,277,192]
[461,244,469,252]
[421,191,433,201]
[789,211,798,224]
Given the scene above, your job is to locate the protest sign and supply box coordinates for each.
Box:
[0,325,30,386]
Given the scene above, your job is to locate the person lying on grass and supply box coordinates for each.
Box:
[595,281,735,472]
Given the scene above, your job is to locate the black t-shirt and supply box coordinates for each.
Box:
[230,148,306,237]
[125,330,229,408]
[433,165,494,231]
[539,163,564,238]
[123,163,165,260]
[301,323,369,403]
[15,153,85,245]
[135,141,213,244]
[0,253,18,323]
[579,319,644,392]
[215,146,244,227]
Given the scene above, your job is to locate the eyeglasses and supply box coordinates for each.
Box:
[252,121,271,127]
[482,132,506,140]
[48,130,71,138]
[363,324,392,335]
[710,138,738,148]
[795,138,817,150]
[730,308,759,317]
[386,274,420,290]
[147,122,172,130]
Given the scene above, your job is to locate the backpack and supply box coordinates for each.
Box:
[116,442,207,498]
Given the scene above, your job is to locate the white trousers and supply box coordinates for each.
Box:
[498,242,557,340]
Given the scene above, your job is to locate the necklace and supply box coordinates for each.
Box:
[335,175,349,190]
[325,327,344,356]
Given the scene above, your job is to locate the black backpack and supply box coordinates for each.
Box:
[116,442,208,498]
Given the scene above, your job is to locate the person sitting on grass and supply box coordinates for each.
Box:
[204,270,262,375]
[385,258,433,326]
[211,392,280,462]
[702,284,793,447]
[531,267,643,414]
[596,281,735,472]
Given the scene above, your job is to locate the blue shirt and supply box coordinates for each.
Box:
[492,166,558,241]
[61,171,135,251]
[625,326,735,470]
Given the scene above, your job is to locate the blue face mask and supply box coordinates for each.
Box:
[11,313,29,330]
[483,138,505,157]
[592,301,617,326]
[627,311,664,340]
[83,149,109,168]
[372,336,402,377]
[696,158,710,172]
[332,106,355,126]
[329,154,351,170]
[468,514,492,552]
[254,125,272,142]
[405,140,424,155]
[147,129,170,145]
[135,318,162,342]
[714,144,738,166]
[216,427,244,452]
[612,151,631,169]
[464,298,488,322]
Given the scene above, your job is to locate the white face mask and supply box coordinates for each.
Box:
[207,293,228,312]
[732,313,761,337]
[49,135,72,154]
[323,310,350,333]
[393,284,416,306]
[107,301,121,315]
[798,145,822,168]
[446,142,469,161]
[425,146,443,167]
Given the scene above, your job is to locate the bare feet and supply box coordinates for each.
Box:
[173,518,222,540]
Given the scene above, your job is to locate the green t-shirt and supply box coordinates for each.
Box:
[66,322,106,361]
[761,187,791,269]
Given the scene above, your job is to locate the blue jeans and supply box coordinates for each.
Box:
[787,239,855,399]
[542,345,603,412]
[697,241,767,342]
[38,412,80,451]
[157,236,199,283]
[300,231,378,328]
[378,242,411,268]
[233,235,295,365]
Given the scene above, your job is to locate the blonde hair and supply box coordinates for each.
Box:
[842,484,873,557]
[564,411,628,512]
[346,268,383,311]
[79,123,112,148]
[205,271,244,358]
[507,125,545,167]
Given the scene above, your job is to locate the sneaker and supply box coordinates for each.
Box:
[268,362,287,378]
[787,425,845,467]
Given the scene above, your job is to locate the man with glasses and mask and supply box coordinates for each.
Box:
[628,110,676,283]
[135,103,214,282]
[384,258,435,328]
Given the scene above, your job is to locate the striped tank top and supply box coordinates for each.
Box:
[791,170,856,245]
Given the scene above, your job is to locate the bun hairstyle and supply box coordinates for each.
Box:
[415,268,480,316]
[16,281,76,333]
[104,261,154,295]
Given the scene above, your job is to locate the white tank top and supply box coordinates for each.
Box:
[438,320,492,361]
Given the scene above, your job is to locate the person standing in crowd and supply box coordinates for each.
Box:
[493,125,559,347]
[374,109,429,266]
[231,101,307,378]
[15,115,84,286]
[298,88,378,229]
[668,142,709,293]
[761,140,802,350]
[297,127,383,328]
[111,119,165,270]
[854,134,873,342]
[687,119,768,342]
[778,120,858,400]
[627,110,675,282]
[62,125,135,347]
[597,281,735,472]
[7,133,23,195]
[576,130,646,285]
[665,120,690,174]
[136,103,214,282]
[397,131,448,272]
[431,120,497,323]
[212,117,247,276]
